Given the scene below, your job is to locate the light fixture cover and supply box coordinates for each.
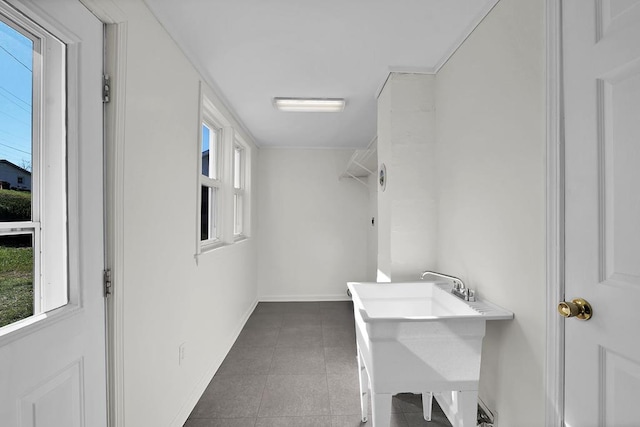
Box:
[273,97,345,112]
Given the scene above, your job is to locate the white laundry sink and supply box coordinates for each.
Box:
[347,281,513,427]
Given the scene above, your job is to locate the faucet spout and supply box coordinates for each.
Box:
[420,270,465,290]
[420,271,475,302]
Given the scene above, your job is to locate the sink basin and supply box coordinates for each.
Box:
[347,281,512,427]
[350,281,482,320]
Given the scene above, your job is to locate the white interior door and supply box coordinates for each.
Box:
[0,0,106,426]
[563,1,640,426]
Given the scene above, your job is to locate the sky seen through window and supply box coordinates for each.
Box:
[0,19,32,170]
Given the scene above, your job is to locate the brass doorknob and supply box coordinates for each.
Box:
[558,298,593,320]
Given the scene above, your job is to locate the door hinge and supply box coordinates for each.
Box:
[104,268,112,297]
[102,74,111,103]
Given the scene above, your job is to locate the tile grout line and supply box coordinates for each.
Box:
[322,325,332,419]
[254,313,281,424]
[322,336,335,421]
[254,306,274,427]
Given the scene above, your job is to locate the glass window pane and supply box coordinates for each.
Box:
[201,123,218,180]
[233,146,241,189]
[201,124,209,177]
[234,194,243,236]
[0,19,33,220]
[200,186,218,242]
[210,129,217,180]
[200,186,210,241]
[0,188,31,221]
[0,233,34,328]
[211,187,217,239]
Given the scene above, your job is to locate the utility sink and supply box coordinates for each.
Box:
[347,281,513,427]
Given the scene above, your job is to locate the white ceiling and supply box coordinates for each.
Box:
[144,0,498,149]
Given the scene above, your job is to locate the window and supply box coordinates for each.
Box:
[200,121,220,244]
[232,142,245,237]
[0,8,67,330]
[197,83,251,253]
[198,84,230,252]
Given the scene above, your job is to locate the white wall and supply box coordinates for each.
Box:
[366,173,378,281]
[258,148,369,300]
[434,0,546,424]
[111,1,259,425]
[377,73,438,281]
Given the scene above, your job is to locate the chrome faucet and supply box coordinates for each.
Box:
[420,270,475,302]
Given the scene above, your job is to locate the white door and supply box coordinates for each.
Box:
[563,1,640,426]
[0,0,106,426]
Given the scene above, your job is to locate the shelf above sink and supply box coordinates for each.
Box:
[339,136,377,187]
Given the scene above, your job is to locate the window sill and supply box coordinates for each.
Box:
[199,240,228,254]
[196,236,250,260]
[0,303,82,347]
[233,235,249,244]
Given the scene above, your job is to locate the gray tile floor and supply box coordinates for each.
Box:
[184,301,452,427]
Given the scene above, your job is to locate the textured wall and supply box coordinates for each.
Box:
[377,73,438,282]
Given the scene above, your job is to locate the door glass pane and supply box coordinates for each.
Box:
[0,19,33,220]
[0,188,30,221]
[0,233,33,328]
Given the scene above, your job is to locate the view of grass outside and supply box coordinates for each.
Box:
[0,242,33,328]
[0,190,34,328]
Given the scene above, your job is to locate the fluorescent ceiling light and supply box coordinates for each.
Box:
[273,97,345,112]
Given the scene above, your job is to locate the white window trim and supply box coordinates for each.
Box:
[238,134,252,239]
[232,136,250,240]
[0,2,74,339]
[196,82,252,255]
[197,83,231,254]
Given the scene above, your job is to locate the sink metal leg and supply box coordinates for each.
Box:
[458,390,478,427]
[371,392,392,427]
[357,348,369,423]
[422,392,433,421]
[435,390,480,427]
[445,390,478,427]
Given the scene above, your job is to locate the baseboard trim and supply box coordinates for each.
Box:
[170,298,259,427]
[258,294,351,302]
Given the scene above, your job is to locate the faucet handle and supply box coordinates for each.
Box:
[467,289,476,302]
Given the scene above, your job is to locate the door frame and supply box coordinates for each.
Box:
[103,21,127,427]
[545,0,564,426]
[78,1,128,426]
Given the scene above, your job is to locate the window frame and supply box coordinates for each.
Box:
[0,4,70,336]
[232,139,246,239]
[197,84,230,253]
[196,82,252,256]
[199,119,222,246]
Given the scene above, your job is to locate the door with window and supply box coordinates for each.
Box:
[562,1,640,425]
[0,0,106,425]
